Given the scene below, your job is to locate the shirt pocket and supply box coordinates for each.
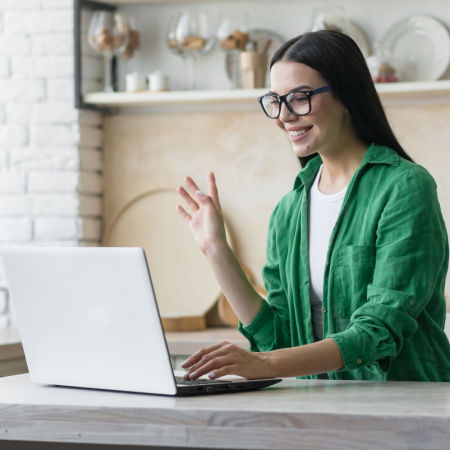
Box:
[333,245,376,318]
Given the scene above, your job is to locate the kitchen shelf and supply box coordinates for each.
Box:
[83,88,266,106]
[375,79,450,97]
[83,80,450,109]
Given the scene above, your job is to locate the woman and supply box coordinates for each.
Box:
[176,31,450,381]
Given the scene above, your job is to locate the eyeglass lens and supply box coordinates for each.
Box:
[261,92,310,118]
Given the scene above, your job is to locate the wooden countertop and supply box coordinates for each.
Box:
[0,326,23,362]
[0,374,448,449]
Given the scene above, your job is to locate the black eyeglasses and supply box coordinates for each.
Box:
[258,85,332,119]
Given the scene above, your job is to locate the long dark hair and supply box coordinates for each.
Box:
[270,30,414,167]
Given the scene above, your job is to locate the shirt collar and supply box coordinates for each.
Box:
[293,143,401,191]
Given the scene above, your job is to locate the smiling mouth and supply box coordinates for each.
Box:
[287,126,313,141]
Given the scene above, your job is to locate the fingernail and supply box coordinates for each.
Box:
[208,372,216,379]
[190,371,197,379]
[180,359,189,367]
[195,190,204,196]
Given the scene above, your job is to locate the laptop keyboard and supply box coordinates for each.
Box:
[175,376,228,386]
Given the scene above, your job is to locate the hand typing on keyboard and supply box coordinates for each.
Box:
[181,341,273,381]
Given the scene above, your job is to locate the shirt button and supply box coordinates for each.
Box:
[321,307,327,313]
[409,300,415,306]
[357,358,363,365]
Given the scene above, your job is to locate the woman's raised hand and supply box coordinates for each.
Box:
[177,172,227,256]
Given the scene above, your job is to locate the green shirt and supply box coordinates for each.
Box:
[239,144,450,381]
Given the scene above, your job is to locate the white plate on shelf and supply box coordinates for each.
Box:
[379,15,450,81]
[347,21,371,57]
[312,18,371,57]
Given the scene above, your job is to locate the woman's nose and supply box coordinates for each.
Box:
[279,101,295,122]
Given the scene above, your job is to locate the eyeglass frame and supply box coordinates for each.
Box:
[258,85,332,119]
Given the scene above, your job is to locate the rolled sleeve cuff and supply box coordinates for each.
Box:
[329,299,418,373]
[238,300,276,352]
[329,326,372,372]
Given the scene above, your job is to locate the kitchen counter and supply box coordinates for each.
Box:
[0,325,246,352]
[0,326,27,377]
[0,326,247,376]
[0,374,448,449]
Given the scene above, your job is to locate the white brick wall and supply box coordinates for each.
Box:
[31,102,78,124]
[0,124,28,146]
[30,124,78,146]
[35,217,78,240]
[0,1,43,10]
[11,56,74,78]
[0,172,26,193]
[0,35,30,55]
[10,146,80,170]
[48,78,75,102]
[0,1,105,323]
[0,194,32,215]
[42,1,73,8]
[0,79,46,102]
[28,171,80,193]
[0,218,32,242]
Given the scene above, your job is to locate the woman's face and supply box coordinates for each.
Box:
[270,60,349,159]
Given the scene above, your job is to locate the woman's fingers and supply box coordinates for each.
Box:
[177,186,199,212]
[181,343,267,380]
[208,172,222,212]
[187,356,234,380]
[183,342,237,380]
[181,341,226,370]
[207,366,235,379]
[185,346,229,376]
[176,205,192,223]
[184,176,202,195]
[183,176,212,207]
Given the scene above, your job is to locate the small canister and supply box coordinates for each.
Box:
[147,71,170,91]
[125,71,142,92]
[239,50,267,89]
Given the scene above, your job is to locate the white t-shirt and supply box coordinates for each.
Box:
[308,164,347,341]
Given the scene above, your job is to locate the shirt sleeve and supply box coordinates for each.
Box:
[238,203,292,352]
[329,166,449,372]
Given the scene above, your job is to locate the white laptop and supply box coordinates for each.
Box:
[1,247,281,396]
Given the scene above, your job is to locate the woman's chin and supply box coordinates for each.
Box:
[292,143,315,159]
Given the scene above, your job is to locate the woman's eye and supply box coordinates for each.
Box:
[290,94,308,104]
[267,97,278,105]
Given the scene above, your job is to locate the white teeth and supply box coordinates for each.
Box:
[289,128,310,136]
